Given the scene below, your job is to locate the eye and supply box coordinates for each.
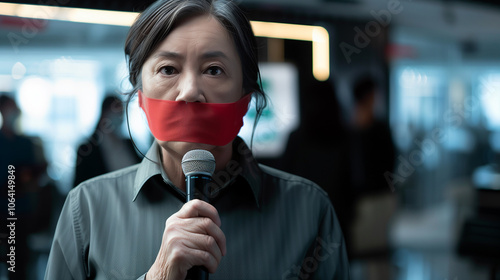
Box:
[159,66,177,76]
[205,66,224,76]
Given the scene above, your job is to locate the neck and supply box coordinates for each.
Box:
[160,142,234,192]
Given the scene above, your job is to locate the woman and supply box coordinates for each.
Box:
[45,0,350,279]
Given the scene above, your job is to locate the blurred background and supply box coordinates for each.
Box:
[0,0,499,279]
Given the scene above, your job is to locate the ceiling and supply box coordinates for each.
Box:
[2,0,500,13]
[1,0,500,58]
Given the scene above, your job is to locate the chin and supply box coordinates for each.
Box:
[157,140,229,158]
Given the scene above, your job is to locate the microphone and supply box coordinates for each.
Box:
[181,149,216,280]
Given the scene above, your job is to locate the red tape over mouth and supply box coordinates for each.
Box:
[138,91,251,146]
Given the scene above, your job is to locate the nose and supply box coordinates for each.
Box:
[175,71,205,103]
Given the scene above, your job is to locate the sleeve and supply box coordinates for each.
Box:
[44,190,88,280]
[300,204,351,280]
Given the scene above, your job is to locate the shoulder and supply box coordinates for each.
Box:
[65,164,141,233]
[70,163,140,203]
[258,164,330,205]
[256,164,339,236]
[56,164,142,258]
[82,163,139,183]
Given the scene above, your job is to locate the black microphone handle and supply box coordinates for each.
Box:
[186,174,212,203]
[186,174,211,280]
[186,266,209,280]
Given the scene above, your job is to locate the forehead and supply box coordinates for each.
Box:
[155,14,237,56]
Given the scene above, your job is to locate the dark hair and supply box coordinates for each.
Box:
[101,95,123,114]
[124,0,266,148]
[0,94,16,113]
[353,75,377,105]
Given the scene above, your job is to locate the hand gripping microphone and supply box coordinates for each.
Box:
[182,150,216,280]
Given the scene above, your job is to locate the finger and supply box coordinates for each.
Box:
[199,217,227,256]
[188,248,220,274]
[176,217,227,256]
[168,245,219,275]
[182,232,223,265]
[178,199,222,227]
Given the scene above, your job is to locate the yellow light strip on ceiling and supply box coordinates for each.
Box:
[0,2,138,26]
[0,2,330,81]
[250,21,329,81]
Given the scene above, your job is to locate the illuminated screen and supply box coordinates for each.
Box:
[479,73,500,130]
[238,63,300,157]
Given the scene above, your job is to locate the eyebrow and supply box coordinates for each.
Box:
[154,51,183,59]
[153,51,229,61]
[200,51,229,60]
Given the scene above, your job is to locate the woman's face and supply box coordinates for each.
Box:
[141,14,245,155]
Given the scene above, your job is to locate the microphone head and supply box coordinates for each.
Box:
[181,149,216,176]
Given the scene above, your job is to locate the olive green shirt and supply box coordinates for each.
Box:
[45,137,350,279]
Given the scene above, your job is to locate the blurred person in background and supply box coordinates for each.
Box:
[73,95,141,187]
[0,94,53,280]
[347,75,398,279]
[45,0,350,279]
[348,75,395,195]
[282,79,354,250]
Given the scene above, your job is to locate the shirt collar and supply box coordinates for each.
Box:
[132,137,263,207]
[132,142,163,201]
[229,137,262,207]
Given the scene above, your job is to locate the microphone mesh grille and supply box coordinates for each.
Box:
[181,149,216,176]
